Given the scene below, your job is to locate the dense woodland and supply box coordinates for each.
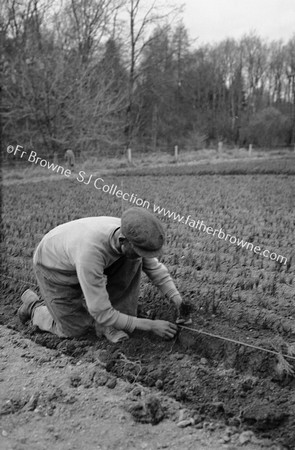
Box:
[1,0,295,157]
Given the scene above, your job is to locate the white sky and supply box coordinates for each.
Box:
[181,0,295,45]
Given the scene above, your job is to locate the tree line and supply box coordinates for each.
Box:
[1,0,295,159]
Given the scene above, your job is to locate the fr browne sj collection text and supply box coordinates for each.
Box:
[6,145,150,208]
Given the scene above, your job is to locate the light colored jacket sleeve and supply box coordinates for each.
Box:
[142,257,182,305]
[76,249,135,332]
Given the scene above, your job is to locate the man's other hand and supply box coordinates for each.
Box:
[151,320,178,339]
[176,299,193,324]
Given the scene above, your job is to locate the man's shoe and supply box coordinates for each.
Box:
[102,326,129,344]
[18,289,41,324]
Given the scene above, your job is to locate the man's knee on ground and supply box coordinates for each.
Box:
[32,305,91,338]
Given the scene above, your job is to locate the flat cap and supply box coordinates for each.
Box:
[121,207,165,258]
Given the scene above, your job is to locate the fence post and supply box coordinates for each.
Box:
[174,145,178,162]
[127,148,132,164]
[218,141,223,153]
[249,144,253,156]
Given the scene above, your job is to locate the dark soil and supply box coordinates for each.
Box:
[2,292,294,449]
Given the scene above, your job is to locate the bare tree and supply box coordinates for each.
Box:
[268,40,287,104]
[240,33,268,115]
[2,0,128,156]
[61,0,123,62]
[121,0,182,150]
[285,36,295,144]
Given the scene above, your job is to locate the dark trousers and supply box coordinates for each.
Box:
[32,256,142,338]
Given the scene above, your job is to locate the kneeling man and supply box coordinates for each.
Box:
[19,207,183,343]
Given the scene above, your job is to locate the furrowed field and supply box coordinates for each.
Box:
[1,156,295,447]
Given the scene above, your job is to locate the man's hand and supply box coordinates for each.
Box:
[151,320,178,339]
[176,299,193,325]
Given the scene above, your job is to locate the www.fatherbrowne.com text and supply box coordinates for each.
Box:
[152,204,287,265]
